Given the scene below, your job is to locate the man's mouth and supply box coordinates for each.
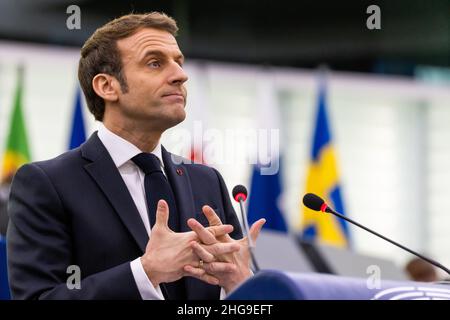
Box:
[162,92,185,103]
[162,92,184,98]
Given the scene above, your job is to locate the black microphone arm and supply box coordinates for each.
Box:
[236,197,260,272]
[232,185,260,273]
[303,193,450,276]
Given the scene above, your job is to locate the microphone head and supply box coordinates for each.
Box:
[303,193,326,211]
[232,185,248,202]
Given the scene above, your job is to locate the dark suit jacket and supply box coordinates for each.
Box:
[6,132,242,300]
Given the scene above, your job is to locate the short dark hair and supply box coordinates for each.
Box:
[78,12,178,121]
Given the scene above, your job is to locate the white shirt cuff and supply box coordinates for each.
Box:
[220,287,227,300]
[130,258,165,300]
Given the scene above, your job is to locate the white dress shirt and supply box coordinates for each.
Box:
[97,125,228,300]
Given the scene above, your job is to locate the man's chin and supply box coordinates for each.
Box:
[163,108,186,129]
[172,103,186,120]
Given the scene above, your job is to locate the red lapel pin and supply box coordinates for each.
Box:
[176,168,183,176]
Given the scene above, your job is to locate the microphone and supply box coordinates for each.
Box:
[232,185,259,272]
[302,193,450,277]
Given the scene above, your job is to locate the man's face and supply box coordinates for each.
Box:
[115,27,188,131]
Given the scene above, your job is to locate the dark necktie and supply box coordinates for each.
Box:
[131,152,185,299]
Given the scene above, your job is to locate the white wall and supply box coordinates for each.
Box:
[1,40,450,273]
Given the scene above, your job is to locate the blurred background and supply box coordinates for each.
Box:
[0,0,449,288]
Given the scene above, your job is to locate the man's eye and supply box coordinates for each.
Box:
[147,61,161,68]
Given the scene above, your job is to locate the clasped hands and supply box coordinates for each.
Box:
[141,199,265,294]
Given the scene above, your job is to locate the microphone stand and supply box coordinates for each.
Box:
[237,197,260,273]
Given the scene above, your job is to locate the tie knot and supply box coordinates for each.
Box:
[131,153,162,175]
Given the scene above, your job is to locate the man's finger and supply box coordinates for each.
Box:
[206,242,240,257]
[154,199,169,229]
[202,205,223,227]
[249,218,266,243]
[203,262,237,274]
[187,218,217,245]
[191,241,240,264]
[191,241,215,263]
[206,224,234,238]
[183,265,220,286]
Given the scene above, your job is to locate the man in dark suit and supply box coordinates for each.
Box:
[7,12,265,300]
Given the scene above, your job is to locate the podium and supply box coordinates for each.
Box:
[226,270,450,300]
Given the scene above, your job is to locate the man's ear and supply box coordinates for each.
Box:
[92,73,120,103]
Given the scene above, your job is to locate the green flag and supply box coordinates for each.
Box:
[2,66,31,180]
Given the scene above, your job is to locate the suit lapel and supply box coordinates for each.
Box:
[81,133,148,253]
[161,146,196,232]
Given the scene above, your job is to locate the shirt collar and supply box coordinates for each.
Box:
[97,124,163,169]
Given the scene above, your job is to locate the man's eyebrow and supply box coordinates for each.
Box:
[140,50,185,62]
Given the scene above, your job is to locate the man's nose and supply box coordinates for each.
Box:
[168,61,188,85]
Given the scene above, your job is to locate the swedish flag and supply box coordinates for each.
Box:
[300,80,350,247]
